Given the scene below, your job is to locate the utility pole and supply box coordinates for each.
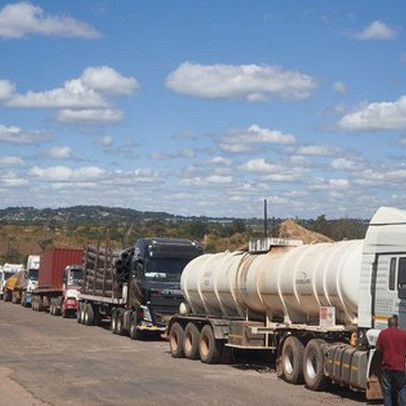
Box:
[264,199,268,238]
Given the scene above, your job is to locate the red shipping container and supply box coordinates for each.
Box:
[39,248,82,289]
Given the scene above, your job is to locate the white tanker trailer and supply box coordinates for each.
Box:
[167,207,406,399]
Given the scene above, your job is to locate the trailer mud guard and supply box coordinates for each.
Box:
[366,349,382,400]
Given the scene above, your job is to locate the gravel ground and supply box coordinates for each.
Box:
[0,301,376,406]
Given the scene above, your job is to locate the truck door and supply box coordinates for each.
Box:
[372,254,406,329]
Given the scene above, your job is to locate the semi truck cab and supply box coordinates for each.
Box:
[131,238,204,330]
[61,265,84,316]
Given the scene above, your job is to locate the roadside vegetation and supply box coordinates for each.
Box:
[0,206,368,265]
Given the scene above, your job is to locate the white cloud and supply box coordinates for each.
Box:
[0,2,101,39]
[48,146,73,159]
[30,165,106,181]
[297,145,336,156]
[265,173,302,182]
[332,81,347,94]
[206,175,233,184]
[0,172,28,187]
[178,148,195,158]
[166,62,317,101]
[132,168,162,183]
[210,156,232,166]
[80,66,138,95]
[351,20,397,40]
[1,66,137,123]
[7,79,107,109]
[57,108,124,123]
[240,158,281,174]
[0,124,51,144]
[338,96,406,131]
[329,178,349,189]
[0,156,24,165]
[100,135,113,146]
[0,80,15,101]
[289,155,311,167]
[310,177,349,191]
[219,124,296,154]
[330,157,361,170]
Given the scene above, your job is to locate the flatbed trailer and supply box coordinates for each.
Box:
[78,238,204,339]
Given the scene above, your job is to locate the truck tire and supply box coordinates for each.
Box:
[77,302,83,323]
[199,324,223,364]
[111,308,118,333]
[116,309,125,335]
[303,339,329,391]
[184,322,200,360]
[33,296,39,311]
[129,312,143,340]
[32,296,37,310]
[169,322,185,358]
[37,296,45,312]
[4,290,11,302]
[54,300,61,316]
[80,303,87,324]
[21,292,26,307]
[84,303,95,326]
[281,336,305,384]
[61,306,67,318]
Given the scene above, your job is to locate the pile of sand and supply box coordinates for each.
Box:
[278,219,333,244]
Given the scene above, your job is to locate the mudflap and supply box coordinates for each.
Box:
[366,349,383,400]
[366,375,382,400]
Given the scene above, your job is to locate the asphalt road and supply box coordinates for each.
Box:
[0,301,375,406]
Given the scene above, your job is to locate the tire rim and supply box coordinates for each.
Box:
[305,350,317,379]
[185,332,192,353]
[200,333,209,358]
[170,332,179,352]
[283,346,294,375]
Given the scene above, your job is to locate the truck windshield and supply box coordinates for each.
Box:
[144,258,190,282]
[27,269,38,281]
[69,268,83,286]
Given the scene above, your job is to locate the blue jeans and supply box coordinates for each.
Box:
[380,369,406,406]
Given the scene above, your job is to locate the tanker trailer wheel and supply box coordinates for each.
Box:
[169,322,185,358]
[199,324,223,364]
[84,303,95,326]
[184,322,200,360]
[281,336,304,384]
[77,302,83,323]
[303,339,329,391]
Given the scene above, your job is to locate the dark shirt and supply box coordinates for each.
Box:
[376,327,406,371]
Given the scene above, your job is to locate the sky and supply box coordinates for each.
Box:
[0,1,406,219]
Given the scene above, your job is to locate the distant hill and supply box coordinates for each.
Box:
[0,206,369,265]
[0,206,244,226]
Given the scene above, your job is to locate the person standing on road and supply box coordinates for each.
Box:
[376,316,406,406]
